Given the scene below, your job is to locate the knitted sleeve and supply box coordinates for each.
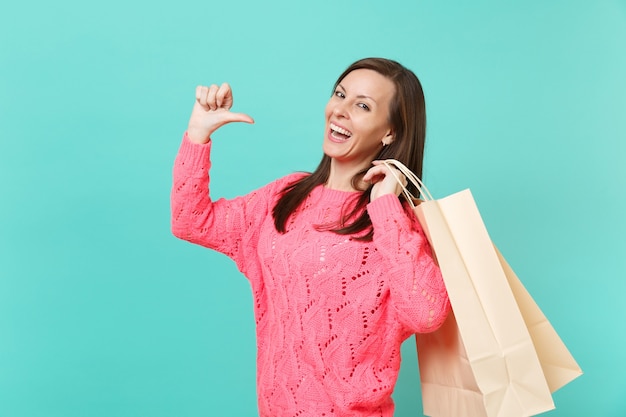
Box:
[170,133,295,274]
[367,194,451,334]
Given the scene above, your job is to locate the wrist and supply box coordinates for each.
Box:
[186,127,212,144]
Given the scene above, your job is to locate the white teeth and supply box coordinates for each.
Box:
[330,123,352,137]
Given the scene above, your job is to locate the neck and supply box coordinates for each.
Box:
[326,160,370,191]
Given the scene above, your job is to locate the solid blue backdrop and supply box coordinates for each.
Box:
[1,1,625,416]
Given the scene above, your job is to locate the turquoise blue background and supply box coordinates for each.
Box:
[1,0,625,416]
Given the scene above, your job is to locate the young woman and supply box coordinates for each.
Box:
[171,58,450,417]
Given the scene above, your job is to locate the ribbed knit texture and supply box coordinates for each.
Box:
[171,133,450,417]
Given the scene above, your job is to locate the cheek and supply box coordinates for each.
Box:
[368,116,391,137]
[324,101,333,120]
[358,119,384,139]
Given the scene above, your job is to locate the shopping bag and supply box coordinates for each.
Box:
[381,160,582,417]
[495,248,583,393]
[415,248,583,417]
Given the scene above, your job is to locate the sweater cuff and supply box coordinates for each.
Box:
[367,194,406,224]
[176,131,213,173]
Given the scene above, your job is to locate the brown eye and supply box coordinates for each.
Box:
[358,103,370,111]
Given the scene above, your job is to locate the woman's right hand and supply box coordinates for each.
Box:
[187,83,254,144]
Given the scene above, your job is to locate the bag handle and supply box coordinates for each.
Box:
[380,159,434,208]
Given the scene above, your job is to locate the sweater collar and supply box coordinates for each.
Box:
[314,184,363,203]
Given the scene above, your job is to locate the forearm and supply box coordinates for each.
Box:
[171,132,216,245]
[368,194,450,333]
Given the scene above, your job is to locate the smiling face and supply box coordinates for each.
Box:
[323,69,396,172]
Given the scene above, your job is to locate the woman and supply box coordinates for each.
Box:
[171,58,450,417]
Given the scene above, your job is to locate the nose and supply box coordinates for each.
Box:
[332,100,349,118]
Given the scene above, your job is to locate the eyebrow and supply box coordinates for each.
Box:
[337,83,378,103]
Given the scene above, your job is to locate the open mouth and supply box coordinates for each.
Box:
[330,123,353,141]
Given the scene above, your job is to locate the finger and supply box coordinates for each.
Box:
[385,168,407,187]
[363,164,388,180]
[365,165,407,188]
[224,112,255,125]
[216,82,233,109]
[207,84,220,110]
[196,85,209,107]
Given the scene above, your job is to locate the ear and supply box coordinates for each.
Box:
[381,131,394,146]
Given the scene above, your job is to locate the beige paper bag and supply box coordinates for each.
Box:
[495,248,583,393]
[415,243,583,416]
[381,160,582,417]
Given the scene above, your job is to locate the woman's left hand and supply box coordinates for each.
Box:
[363,160,407,201]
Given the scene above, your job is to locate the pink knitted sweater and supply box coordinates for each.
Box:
[171,134,450,417]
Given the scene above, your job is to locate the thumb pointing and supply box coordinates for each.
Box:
[226,112,255,125]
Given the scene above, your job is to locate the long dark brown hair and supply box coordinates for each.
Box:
[272,58,427,241]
